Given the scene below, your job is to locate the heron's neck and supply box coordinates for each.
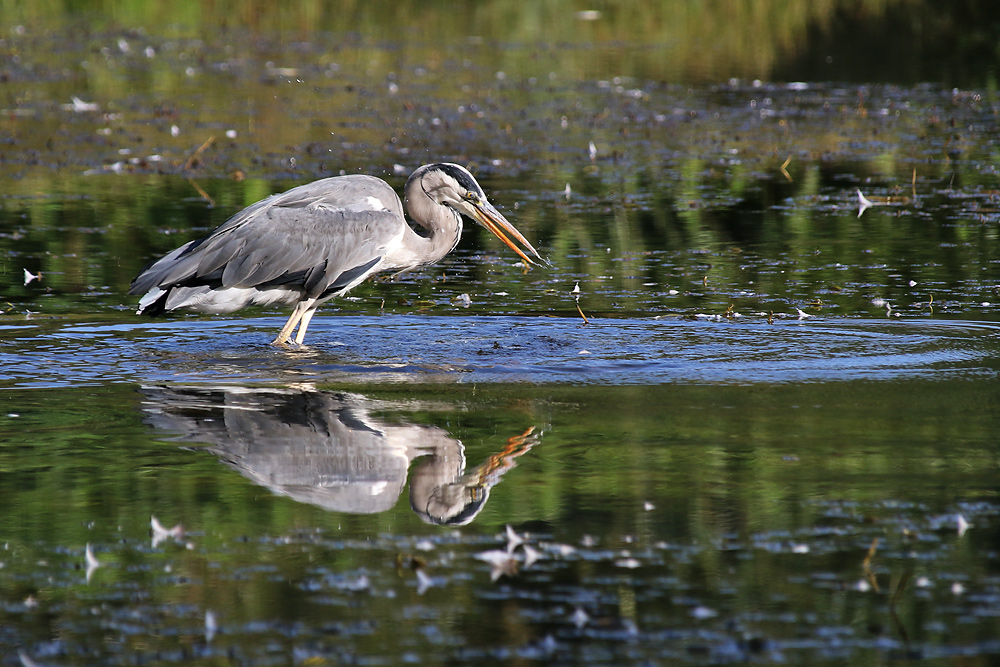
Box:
[399,193,463,268]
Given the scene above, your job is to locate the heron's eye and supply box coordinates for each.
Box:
[464,192,479,203]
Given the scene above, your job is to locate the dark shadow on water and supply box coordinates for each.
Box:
[140,384,538,524]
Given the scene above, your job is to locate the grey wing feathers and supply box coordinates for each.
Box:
[129,176,405,302]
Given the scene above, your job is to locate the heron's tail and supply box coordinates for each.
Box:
[135,286,169,316]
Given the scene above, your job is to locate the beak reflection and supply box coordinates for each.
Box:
[140,385,539,526]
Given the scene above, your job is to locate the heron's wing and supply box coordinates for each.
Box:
[130,176,406,299]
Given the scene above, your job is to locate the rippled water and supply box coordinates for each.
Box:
[2,315,998,387]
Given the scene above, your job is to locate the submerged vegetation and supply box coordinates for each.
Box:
[1,0,998,86]
[2,14,999,322]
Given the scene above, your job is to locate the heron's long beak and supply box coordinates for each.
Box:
[469,199,543,266]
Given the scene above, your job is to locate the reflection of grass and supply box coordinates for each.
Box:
[0,379,996,662]
[2,3,999,321]
[2,380,992,549]
[0,0,929,84]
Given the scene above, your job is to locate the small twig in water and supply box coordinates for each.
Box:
[572,282,589,324]
[862,537,880,593]
[780,156,792,182]
[187,177,215,207]
[184,135,216,171]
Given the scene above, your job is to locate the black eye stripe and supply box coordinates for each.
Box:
[434,163,485,198]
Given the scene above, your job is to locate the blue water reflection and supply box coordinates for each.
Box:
[2,315,996,388]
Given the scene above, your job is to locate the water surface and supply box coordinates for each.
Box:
[2,374,999,665]
[2,315,999,387]
[2,2,1000,665]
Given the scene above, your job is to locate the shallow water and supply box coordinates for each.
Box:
[2,315,999,387]
[3,2,1000,665]
[2,313,999,665]
[2,373,999,665]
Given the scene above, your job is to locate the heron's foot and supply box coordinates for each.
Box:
[272,336,315,352]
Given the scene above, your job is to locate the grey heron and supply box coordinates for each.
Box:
[129,163,542,345]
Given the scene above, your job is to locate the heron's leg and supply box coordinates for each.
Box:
[293,307,318,345]
[272,302,310,346]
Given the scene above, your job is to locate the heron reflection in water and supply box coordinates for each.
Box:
[130,164,543,345]
[140,385,538,525]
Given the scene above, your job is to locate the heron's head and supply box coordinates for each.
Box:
[407,163,543,265]
[413,480,491,526]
